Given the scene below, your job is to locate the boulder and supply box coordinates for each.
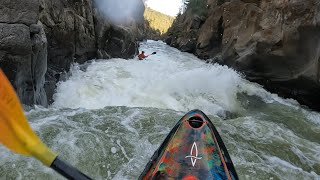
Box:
[0,22,48,106]
[94,8,139,59]
[179,38,197,53]
[188,15,205,30]
[104,26,138,59]
[0,23,32,105]
[39,0,97,71]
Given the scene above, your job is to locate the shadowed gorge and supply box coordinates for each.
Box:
[164,0,320,111]
[0,1,320,179]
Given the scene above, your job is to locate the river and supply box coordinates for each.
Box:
[0,40,319,180]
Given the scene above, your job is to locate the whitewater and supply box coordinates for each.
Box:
[0,40,319,180]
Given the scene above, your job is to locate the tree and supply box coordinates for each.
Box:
[183,0,207,17]
[144,7,175,34]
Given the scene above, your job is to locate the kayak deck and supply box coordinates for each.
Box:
[139,109,238,180]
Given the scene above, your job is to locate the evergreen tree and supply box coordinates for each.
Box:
[144,7,175,34]
[183,0,207,16]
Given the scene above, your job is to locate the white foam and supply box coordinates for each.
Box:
[117,140,130,161]
[303,110,320,125]
[238,80,300,108]
[47,40,320,179]
[51,41,246,117]
[266,156,303,171]
[111,147,117,154]
[52,40,311,118]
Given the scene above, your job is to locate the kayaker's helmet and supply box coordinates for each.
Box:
[142,51,145,53]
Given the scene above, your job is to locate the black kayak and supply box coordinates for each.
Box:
[139,109,238,180]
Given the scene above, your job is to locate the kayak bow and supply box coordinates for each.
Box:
[139,109,238,180]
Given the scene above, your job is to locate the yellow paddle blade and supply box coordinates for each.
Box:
[0,70,57,166]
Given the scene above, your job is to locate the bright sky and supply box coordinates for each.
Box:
[146,0,182,16]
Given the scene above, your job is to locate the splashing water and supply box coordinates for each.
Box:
[94,0,143,24]
[0,41,319,180]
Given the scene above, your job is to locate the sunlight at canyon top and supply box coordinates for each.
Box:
[146,0,182,16]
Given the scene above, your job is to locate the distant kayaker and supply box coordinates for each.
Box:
[138,51,148,60]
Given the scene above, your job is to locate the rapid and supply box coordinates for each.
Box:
[0,40,319,180]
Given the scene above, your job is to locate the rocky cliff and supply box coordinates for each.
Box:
[165,0,320,111]
[0,0,145,106]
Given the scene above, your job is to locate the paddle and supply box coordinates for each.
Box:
[145,52,156,59]
[0,69,92,180]
[149,52,156,55]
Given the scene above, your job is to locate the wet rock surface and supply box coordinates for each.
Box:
[165,0,320,111]
[0,0,145,106]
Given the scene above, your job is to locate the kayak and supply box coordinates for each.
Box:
[139,109,238,180]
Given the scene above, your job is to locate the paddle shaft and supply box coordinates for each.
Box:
[50,157,92,180]
[146,52,156,56]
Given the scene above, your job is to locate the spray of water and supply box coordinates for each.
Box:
[52,41,309,119]
[94,0,144,24]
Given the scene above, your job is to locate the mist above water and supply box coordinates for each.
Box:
[94,0,144,24]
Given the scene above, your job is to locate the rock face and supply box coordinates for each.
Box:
[0,0,39,25]
[0,0,145,106]
[0,0,48,106]
[41,0,145,104]
[166,0,320,111]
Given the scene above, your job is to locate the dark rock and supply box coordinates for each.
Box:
[179,39,196,53]
[39,0,97,71]
[196,13,224,58]
[0,23,33,105]
[30,24,41,34]
[235,26,320,81]
[0,22,48,107]
[0,0,39,25]
[97,49,111,59]
[103,26,137,59]
[253,77,320,111]
[165,0,320,111]
[188,15,204,30]
[94,6,141,60]
[44,66,61,105]
[165,37,173,45]
[0,23,32,54]
[31,21,48,106]
[1,0,145,106]
[206,55,223,64]
[165,13,200,54]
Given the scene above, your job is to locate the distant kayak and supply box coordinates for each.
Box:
[137,52,157,60]
[139,109,238,180]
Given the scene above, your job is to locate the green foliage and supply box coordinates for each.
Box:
[144,7,175,34]
[144,20,161,38]
[184,0,208,17]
